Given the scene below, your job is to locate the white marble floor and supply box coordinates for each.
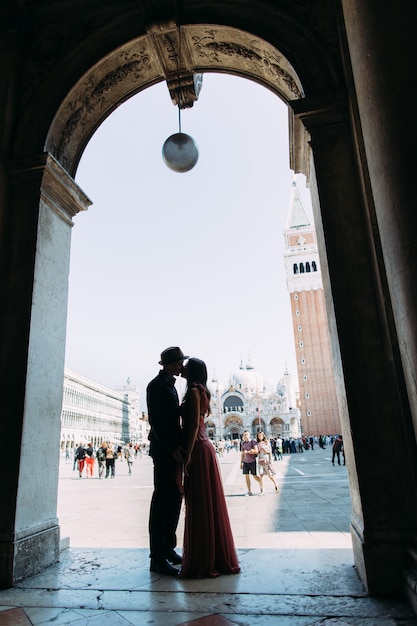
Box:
[0,449,415,625]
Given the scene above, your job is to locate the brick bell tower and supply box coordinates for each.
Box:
[283,180,341,437]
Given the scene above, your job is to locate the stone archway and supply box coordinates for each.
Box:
[205,420,217,440]
[252,418,266,437]
[270,417,284,437]
[2,1,416,603]
[0,20,371,588]
[7,24,302,587]
[45,24,305,176]
[224,414,244,440]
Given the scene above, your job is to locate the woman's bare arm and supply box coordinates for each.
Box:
[185,387,200,473]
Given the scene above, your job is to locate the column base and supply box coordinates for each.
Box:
[351,517,414,598]
[403,545,417,615]
[0,522,60,589]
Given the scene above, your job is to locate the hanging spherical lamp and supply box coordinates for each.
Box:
[160,12,200,173]
[162,132,199,173]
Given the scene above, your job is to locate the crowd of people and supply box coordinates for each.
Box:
[69,441,146,478]
[66,429,344,486]
[210,434,343,461]
[268,434,343,455]
[67,432,344,483]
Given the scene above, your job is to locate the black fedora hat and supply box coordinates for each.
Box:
[159,346,189,365]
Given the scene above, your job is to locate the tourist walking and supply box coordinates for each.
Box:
[256,431,279,494]
[105,444,116,478]
[275,436,283,460]
[125,442,135,475]
[332,435,344,466]
[85,443,96,478]
[75,443,86,478]
[96,442,107,479]
[240,430,262,496]
[73,446,78,471]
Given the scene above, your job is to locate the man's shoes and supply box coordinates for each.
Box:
[166,550,183,565]
[150,558,180,576]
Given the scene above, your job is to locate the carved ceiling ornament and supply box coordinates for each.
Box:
[46,23,304,175]
[47,39,157,170]
[188,26,303,100]
[148,21,203,108]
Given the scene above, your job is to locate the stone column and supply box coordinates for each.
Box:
[290,93,417,596]
[340,2,417,607]
[0,153,91,587]
[341,1,417,436]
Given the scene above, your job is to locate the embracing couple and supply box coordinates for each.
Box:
[146,346,240,579]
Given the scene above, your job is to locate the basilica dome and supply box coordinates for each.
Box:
[232,361,264,393]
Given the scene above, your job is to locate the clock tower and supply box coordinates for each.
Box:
[283,181,341,436]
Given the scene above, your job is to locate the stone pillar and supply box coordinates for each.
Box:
[290,93,417,596]
[0,153,91,587]
[341,1,417,437]
[340,2,417,607]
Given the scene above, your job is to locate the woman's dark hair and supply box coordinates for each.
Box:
[185,357,211,412]
[187,357,207,385]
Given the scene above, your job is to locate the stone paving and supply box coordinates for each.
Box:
[0,447,416,625]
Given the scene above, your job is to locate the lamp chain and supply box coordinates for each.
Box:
[176,0,182,131]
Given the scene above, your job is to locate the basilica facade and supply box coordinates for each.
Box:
[208,362,301,441]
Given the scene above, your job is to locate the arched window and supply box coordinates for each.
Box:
[300,263,305,273]
[306,262,311,272]
[224,395,244,412]
[293,263,298,274]
[312,261,317,271]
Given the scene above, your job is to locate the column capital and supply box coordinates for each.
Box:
[8,152,91,225]
[289,91,349,136]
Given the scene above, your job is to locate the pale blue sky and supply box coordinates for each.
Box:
[67,73,313,409]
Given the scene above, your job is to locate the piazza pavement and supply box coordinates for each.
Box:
[0,446,415,625]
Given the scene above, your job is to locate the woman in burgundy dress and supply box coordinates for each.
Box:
[180,357,240,579]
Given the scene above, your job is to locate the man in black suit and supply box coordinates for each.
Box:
[147,346,188,576]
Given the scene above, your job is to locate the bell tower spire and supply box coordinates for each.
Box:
[284,180,322,293]
[283,180,341,436]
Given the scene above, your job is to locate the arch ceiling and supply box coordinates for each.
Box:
[46,23,304,176]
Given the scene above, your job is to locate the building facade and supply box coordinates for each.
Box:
[209,362,301,441]
[113,379,149,445]
[284,182,341,436]
[60,369,147,450]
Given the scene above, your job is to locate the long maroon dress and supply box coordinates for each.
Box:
[180,383,240,579]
